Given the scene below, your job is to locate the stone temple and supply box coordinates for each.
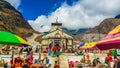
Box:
[41,21,73,52]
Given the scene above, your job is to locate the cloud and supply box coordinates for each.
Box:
[28,16,51,32]
[28,0,120,32]
[5,0,21,9]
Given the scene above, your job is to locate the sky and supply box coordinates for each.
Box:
[6,0,120,32]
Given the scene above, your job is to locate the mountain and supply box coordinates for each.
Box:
[69,28,88,35]
[85,18,120,34]
[74,18,120,41]
[73,33,106,42]
[115,14,120,19]
[62,27,88,35]
[0,0,34,39]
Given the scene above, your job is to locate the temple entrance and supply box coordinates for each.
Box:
[51,39,64,51]
[54,39,60,46]
[54,39,64,52]
[49,39,65,56]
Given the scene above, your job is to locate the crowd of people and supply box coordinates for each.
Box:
[0,44,61,68]
[1,44,120,68]
[3,53,51,68]
[69,51,120,68]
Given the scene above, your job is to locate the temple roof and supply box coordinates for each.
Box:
[42,29,73,39]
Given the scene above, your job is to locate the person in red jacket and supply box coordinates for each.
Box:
[53,45,59,55]
[53,45,58,51]
[106,52,113,68]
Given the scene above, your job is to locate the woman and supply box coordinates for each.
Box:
[29,53,33,64]
[83,55,86,64]
[37,53,41,63]
[10,55,15,68]
[106,52,113,68]
[117,56,120,68]
[48,48,51,56]
[113,56,117,68]
[19,47,23,54]
[86,53,90,60]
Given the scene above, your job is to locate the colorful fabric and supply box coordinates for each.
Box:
[86,53,90,59]
[69,61,74,67]
[80,42,98,50]
[48,49,51,56]
[110,50,117,57]
[96,25,120,50]
[0,31,29,45]
[15,57,22,67]
[79,42,85,47]
[107,56,113,62]
[29,54,33,64]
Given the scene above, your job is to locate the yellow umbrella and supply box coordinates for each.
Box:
[81,42,97,49]
[108,25,120,34]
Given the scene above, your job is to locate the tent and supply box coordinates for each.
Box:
[96,24,120,50]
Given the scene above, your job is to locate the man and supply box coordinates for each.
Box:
[117,56,120,68]
[92,58,101,67]
[55,55,59,64]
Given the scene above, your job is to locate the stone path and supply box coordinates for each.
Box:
[26,33,41,46]
[60,54,69,68]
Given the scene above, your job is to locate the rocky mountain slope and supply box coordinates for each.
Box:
[74,18,120,41]
[115,14,120,19]
[0,0,34,39]
[85,18,120,34]
[62,27,88,35]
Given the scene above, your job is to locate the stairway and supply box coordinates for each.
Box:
[49,56,56,68]
[59,54,69,68]
[49,54,69,68]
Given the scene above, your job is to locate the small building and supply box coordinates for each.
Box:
[41,21,73,52]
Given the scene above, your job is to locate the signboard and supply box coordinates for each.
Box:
[116,49,120,56]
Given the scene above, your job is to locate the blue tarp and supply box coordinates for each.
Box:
[79,42,85,47]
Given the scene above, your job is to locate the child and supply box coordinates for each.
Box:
[54,61,60,68]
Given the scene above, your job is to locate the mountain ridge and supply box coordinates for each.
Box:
[0,0,34,39]
[85,18,120,34]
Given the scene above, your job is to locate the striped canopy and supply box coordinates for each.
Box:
[96,24,120,50]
